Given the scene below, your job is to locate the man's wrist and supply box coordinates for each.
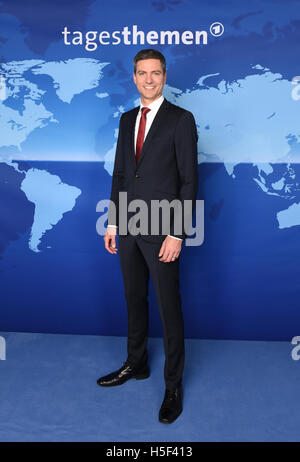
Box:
[168,234,183,241]
[107,225,118,235]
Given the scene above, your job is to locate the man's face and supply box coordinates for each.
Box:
[133,58,166,104]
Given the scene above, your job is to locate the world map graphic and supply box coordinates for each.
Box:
[1,58,300,255]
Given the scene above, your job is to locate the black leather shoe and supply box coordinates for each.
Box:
[97,361,150,387]
[159,386,183,424]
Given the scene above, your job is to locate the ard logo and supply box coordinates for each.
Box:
[0,336,6,361]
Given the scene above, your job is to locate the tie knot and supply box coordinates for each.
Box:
[141,107,151,117]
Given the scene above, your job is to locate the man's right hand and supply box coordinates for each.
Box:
[104,226,118,254]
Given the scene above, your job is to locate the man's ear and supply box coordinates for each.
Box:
[164,71,167,84]
[133,72,136,85]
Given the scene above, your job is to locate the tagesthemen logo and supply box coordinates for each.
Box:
[61,23,224,51]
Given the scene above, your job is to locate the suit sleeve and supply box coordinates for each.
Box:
[107,113,125,228]
[171,110,199,240]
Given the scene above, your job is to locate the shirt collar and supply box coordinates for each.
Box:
[139,94,164,113]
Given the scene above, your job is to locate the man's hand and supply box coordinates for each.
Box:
[158,236,182,262]
[104,226,118,255]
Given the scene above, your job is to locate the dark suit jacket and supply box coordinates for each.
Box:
[108,98,199,242]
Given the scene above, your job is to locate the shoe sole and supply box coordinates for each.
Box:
[135,371,150,380]
[97,369,150,386]
[159,408,182,424]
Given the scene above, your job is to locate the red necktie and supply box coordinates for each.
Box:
[136,107,151,164]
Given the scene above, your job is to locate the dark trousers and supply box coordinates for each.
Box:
[118,233,185,391]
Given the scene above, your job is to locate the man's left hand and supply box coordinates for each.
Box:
[158,236,182,263]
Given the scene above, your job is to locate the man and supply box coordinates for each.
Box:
[97,49,199,424]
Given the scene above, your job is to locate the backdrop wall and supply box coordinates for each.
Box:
[0,0,299,340]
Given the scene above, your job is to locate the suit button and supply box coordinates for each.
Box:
[135,174,140,178]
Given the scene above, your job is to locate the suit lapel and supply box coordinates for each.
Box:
[130,98,170,170]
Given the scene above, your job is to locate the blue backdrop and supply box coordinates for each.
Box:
[0,0,300,340]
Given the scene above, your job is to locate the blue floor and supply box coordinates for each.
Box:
[0,331,299,442]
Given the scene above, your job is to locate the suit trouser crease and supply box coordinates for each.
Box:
[118,234,184,390]
[118,235,150,369]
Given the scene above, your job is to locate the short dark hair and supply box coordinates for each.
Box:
[133,49,166,74]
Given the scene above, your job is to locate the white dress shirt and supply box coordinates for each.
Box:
[108,94,182,241]
[134,94,165,150]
